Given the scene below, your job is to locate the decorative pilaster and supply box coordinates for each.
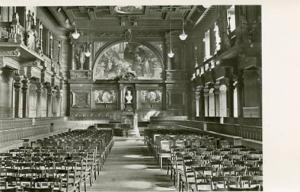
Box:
[49,32,53,59]
[203,87,210,117]
[37,22,43,54]
[36,82,42,117]
[237,71,244,118]
[195,88,200,117]
[46,84,53,117]
[71,43,75,70]
[54,87,62,117]
[225,77,234,117]
[13,73,21,118]
[199,87,205,118]
[21,77,29,118]
[214,84,220,117]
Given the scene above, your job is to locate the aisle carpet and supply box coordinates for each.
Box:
[86,137,176,192]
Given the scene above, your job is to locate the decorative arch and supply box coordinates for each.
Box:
[93,40,164,80]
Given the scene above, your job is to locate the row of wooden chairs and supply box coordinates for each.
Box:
[147,133,263,191]
[0,129,114,192]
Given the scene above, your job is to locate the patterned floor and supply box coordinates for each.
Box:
[86,137,176,192]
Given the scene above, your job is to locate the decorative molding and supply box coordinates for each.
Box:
[70,70,92,80]
[0,49,21,57]
[0,57,20,70]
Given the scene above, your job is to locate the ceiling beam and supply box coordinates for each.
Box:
[62,7,75,26]
[78,7,85,13]
[87,8,96,20]
[47,7,71,29]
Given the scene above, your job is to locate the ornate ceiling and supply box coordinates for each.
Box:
[46,6,207,37]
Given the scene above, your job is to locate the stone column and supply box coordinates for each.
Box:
[194,87,201,118]
[52,88,57,117]
[219,83,228,118]
[36,82,42,117]
[46,84,53,117]
[21,77,29,118]
[203,87,209,117]
[55,88,62,117]
[199,87,205,118]
[214,85,220,117]
[13,73,21,118]
[71,43,75,70]
[226,78,234,117]
[237,71,244,118]
[36,22,43,54]
[162,84,167,111]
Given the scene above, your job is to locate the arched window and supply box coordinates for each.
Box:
[209,88,215,117]
[219,84,227,117]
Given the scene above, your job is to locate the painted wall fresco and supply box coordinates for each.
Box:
[94,90,116,104]
[94,42,163,80]
[140,90,162,103]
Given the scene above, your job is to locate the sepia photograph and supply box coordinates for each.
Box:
[0,0,299,191]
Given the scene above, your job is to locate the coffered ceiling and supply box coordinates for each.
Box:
[47,5,207,36]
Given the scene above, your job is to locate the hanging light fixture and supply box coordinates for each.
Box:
[71,28,80,39]
[84,22,91,57]
[168,10,175,58]
[179,19,188,41]
[71,22,80,39]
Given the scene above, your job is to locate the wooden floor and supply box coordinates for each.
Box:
[86,137,176,192]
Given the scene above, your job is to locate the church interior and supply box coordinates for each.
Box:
[0,5,265,192]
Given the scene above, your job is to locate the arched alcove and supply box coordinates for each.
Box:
[93,41,164,80]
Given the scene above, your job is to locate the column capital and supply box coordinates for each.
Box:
[36,82,43,93]
[14,74,22,89]
[203,87,210,96]
[214,85,220,95]
[21,77,29,91]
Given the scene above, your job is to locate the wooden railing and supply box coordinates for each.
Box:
[0,117,69,144]
[149,119,262,141]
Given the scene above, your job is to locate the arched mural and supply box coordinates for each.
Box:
[93,41,163,80]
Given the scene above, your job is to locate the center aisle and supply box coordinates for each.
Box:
[87,137,176,192]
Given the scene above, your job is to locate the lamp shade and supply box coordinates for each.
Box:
[168,50,175,58]
[85,51,91,57]
[179,30,188,40]
[71,29,80,39]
